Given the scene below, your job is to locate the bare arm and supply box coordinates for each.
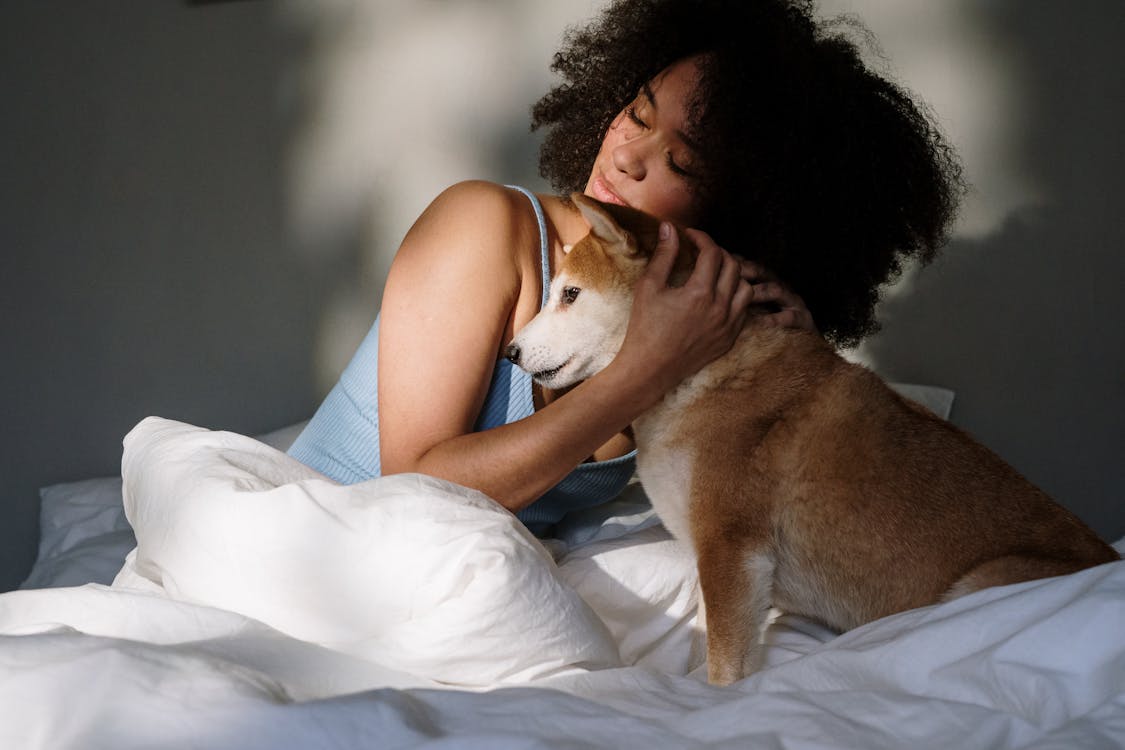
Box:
[378,181,638,510]
[379,184,754,511]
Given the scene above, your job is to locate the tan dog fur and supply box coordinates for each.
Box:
[507,194,1119,685]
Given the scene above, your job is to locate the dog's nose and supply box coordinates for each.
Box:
[504,343,520,365]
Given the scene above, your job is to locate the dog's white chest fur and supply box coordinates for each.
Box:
[633,372,713,552]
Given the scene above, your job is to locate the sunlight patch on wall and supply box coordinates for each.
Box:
[821,0,1042,243]
[276,0,599,392]
[277,1,1039,384]
[818,0,1042,366]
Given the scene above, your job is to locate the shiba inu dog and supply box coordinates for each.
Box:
[506,193,1119,685]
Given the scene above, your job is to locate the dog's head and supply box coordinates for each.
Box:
[505,193,696,389]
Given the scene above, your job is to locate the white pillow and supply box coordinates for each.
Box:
[21,421,309,590]
[118,417,620,685]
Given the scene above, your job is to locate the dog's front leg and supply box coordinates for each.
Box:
[697,544,774,685]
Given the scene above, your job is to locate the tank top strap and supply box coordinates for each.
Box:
[503,185,639,535]
[505,185,551,309]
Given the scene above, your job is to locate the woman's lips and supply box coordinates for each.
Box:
[589,175,627,206]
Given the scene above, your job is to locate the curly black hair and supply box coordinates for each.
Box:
[532,0,965,347]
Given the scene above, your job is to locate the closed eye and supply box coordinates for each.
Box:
[561,286,581,305]
[666,152,694,177]
[625,104,648,129]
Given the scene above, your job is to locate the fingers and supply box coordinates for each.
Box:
[641,222,820,341]
[643,221,679,287]
[641,224,815,333]
[729,277,757,326]
[737,258,777,284]
[682,228,723,292]
[674,231,754,334]
[746,280,790,307]
[750,284,819,333]
[743,277,820,334]
[685,228,772,283]
[714,248,743,306]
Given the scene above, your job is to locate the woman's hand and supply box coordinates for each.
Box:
[733,254,818,335]
[614,223,817,399]
[615,222,754,396]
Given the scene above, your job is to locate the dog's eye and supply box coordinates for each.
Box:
[562,287,581,305]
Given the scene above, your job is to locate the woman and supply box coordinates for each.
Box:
[288,0,963,534]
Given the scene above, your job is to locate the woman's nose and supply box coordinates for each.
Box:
[612,137,648,180]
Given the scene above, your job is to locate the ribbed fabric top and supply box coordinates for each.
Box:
[287,185,637,535]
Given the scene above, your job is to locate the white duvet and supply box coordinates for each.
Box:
[1,417,1123,749]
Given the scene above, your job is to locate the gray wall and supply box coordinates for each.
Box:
[2,1,1122,592]
[858,1,1125,542]
[0,0,572,592]
[1,1,334,590]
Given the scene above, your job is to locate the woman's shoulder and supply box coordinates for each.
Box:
[382,181,551,359]
[424,180,540,230]
[391,181,545,282]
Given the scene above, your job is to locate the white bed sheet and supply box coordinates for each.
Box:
[2,415,1123,749]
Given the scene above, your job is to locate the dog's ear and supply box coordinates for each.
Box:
[571,194,700,286]
[572,193,630,248]
[571,193,661,259]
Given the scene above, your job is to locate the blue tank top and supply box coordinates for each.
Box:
[287,185,637,535]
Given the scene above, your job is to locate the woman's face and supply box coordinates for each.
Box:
[584,55,706,227]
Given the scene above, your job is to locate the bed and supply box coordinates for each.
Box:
[2,385,1123,749]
